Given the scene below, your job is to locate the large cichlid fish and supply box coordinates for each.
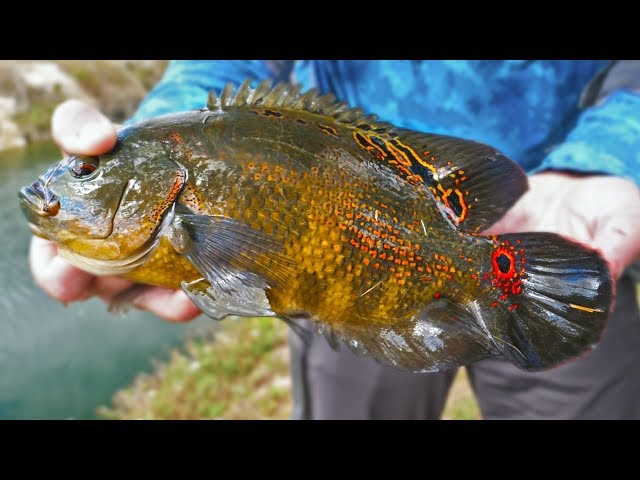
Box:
[19,80,612,372]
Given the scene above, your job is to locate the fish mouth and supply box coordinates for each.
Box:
[19,184,41,212]
[19,180,60,218]
[22,221,49,240]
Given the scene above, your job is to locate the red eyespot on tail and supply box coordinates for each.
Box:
[484,240,527,309]
[491,246,516,283]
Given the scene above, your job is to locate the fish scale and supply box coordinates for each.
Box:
[166,122,473,326]
[19,79,613,372]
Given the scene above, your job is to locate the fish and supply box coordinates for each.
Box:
[18,79,613,372]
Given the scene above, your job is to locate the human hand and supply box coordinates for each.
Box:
[29,100,201,323]
[484,171,640,281]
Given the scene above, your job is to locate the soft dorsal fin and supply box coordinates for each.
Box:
[206,79,395,133]
[394,130,529,233]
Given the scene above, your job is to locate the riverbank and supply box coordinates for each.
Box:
[0,60,167,151]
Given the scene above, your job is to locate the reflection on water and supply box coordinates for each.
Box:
[0,144,209,419]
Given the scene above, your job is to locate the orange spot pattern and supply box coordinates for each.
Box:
[148,170,186,225]
[166,132,194,162]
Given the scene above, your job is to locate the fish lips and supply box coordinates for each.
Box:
[19,180,60,237]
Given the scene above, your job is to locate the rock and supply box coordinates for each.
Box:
[14,62,94,102]
[0,60,167,152]
[0,96,26,150]
[0,61,96,147]
[57,60,147,120]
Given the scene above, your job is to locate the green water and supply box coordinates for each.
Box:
[0,144,209,419]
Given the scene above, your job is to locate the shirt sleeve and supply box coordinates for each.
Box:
[126,60,274,124]
[533,89,640,186]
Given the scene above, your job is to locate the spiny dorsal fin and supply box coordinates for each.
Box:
[205,79,395,133]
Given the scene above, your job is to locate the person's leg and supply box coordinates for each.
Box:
[289,323,457,420]
[468,274,640,419]
[288,325,311,420]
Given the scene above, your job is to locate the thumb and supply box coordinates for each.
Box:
[591,215,640,281]
[51,100,117,156]
[590,182,640,280]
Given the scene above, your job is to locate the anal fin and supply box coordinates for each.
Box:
[313,297,499,373]
[314,322,341,351]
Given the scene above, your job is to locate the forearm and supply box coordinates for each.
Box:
[533,90,640,185]
[534,60,640,186]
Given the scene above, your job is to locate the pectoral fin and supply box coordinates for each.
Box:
[170,213,296,287]
[169,213,296,320]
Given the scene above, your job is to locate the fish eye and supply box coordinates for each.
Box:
[68,156,100,179]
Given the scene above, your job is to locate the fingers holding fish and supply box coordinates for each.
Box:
[51,100,117,156]
[481,173,560,236]
[29,236,201,322]
[126,287,202,323]
[29,236,94,304]
[29,236,131,304]
[592,218,640,281]
[90,276,138,300]
[586,177,640,280]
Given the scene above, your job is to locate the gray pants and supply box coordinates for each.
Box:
[288,275,640,419]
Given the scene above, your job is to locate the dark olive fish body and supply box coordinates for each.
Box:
[132,110,493,318]
[20,80,613,372]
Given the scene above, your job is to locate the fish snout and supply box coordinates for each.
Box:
[19,180,60,217]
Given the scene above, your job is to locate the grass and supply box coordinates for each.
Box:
[442,369,481,420]
[98,316,481,420]
[13,100,56,137]
[97,317,292,420]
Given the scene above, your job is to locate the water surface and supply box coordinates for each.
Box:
[0,144,209,419]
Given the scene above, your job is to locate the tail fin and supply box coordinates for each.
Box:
[477,232,613,371]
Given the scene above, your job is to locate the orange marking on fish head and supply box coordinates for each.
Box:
[167,133,183,144]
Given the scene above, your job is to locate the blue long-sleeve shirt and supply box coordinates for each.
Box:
[128,60,640,185]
